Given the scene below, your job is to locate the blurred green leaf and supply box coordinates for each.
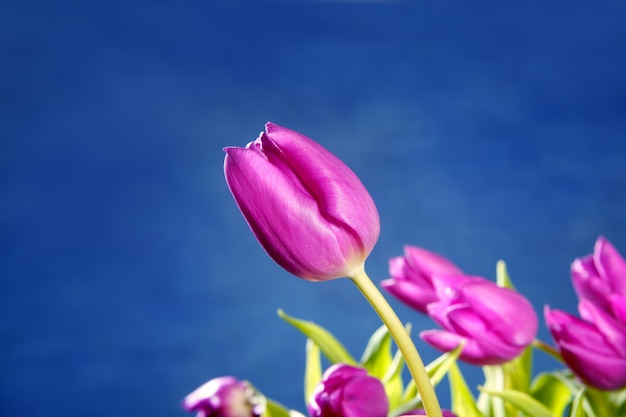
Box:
[361,325,394,378]
[449,362,485,417]
[496,260,515,290]
[264,399,292,417]
[401,342,464,403]
[479,386,556,417]
[304,339,322,403]
[360,324,404,409]
[278,309,356,365]
[530,373,573,417]
[390,344,464,417]
[569,389,585,417]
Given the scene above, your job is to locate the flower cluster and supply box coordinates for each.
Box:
[185,123,626,417]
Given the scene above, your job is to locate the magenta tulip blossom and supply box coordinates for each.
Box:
[381,246,465,314]
[545,302,626,390]
[308,364,388,417]
[224,122,380,282]
[420,274,538,365]
[571,236,626,314]
[182,377,263,417]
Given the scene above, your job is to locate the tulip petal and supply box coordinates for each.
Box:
[225,145,355,280]
[264,123,380,254]
[571,255,611,309]
[609,294,626,327]
[380,278,437,314]
[578,300,626,356]
[559,340,626,390]
[460,281,538,347]
[594,236,626,295]
[403,246,463,277]
[420,329,504,365]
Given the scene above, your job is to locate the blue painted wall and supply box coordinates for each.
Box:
[2,1,625,416]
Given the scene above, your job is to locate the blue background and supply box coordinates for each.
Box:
[2,1,626,416]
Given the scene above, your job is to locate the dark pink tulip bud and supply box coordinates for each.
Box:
[571,236,626,313]
[545,302,626,390]
[224,123,380,282]
[308,364,388,417]
[420,275,538,365]
[182,377,263,417]
[381,246,465,314]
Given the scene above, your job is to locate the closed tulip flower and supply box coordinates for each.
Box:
[182,377,263,417]
[308,364,388,417]
[571,236,626,314]
[381,246,465,314]
[420,274,538,365]
[224,122,380,282]
[545,301,626,390]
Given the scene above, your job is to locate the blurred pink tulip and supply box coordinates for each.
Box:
[545,302,626,390]
[420,274,538,365]
[183,377,263,417]
[571,236,626,313]
[308,364,388,417]
[224,122,379,281]
[381,246,464,314]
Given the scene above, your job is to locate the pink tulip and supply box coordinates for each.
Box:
[381,246,464,314]
[224,122,380,281]
[545,302,626,390]
[182,377,263,417]
[420,274,538,365]
[571,236,626,313]
[308,364,388,417]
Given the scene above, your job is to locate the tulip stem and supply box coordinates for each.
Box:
[531,338,563,363]
[350,269,443,417]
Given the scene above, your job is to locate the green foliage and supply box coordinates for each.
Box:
[278,309,356,365]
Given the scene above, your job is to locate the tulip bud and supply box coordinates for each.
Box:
[308,364,388,417]
[545,302,626,390]
[420,274,538,365]
[571,236,626,313]
[182,377,264,417]
[224,122,380,282]
[381,246,464,314]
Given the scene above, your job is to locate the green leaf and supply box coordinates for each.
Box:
[304,339,322,403]
[382,347,406,410]
[278,309,356,365]
[264,399,292,417]
[449,362,485,417]
[530,373,573,417]
[361,325,395,379]
[401,342,464,403]
[390,344,464,417]
[360,324,406,409]
[479,386,556,417]
[496,260,515,290]
[569,389,585,417]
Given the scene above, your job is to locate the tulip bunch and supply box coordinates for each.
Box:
[184,123,626,417]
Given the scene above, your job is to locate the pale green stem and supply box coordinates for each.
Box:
[532,338,563,362]
[350,269,443,417]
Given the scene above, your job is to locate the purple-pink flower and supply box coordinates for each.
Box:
[381,246,464,314]
[545,236,626,391]
[571,236,626,315]
[182,376,263,417]
[420,274,538,365]
[224,122,380,282]
[308,364,388,417]
[545,302,626,390]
